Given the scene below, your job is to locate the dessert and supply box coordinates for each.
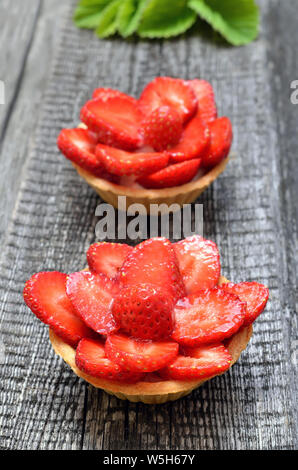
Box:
[57,78,232,210]
[23,236,269,404]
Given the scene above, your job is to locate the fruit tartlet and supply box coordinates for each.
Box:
[57,77,232,210]
[23,236,269,404]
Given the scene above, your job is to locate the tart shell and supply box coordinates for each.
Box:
[49,276,253,404]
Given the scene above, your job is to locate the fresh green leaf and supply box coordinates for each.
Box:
[96,0,123,38]
[188,0,259,46]
[117,0,149,37]
[138,0,197,38]
[74,0,113,29]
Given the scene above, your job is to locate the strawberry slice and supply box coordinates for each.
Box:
[160,343,232,380]
[138,158,201,189]
[221,282,269,326]
[202,117,233,168]
[75,338,144,383]
[169,116,210,163]
[172,288,246,346]
[92,88,137,105]
[142,105,183,151]
[87,242,132,279]
[57,128,104,177]
[188,79,217,124]
[105,334,179,373]
[95,143,169,177]
[80,95,144,150]
[23,272,95,347]
[139,77,197,124]
[111,284,174,340]
[119,237,186,302]
[174,235,220,293]
[66,271,119,335]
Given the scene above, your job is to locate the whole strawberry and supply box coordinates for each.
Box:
[111,283,174,340]
[142,105,183,151]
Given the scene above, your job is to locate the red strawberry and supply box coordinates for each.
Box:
[75,338,143,383]
[66,271,119,335]
[119,238,186,303]
[172,288,246,346]
[139,77,197,124]
[80,95,144,151]
[202,117,233,168]
[95,143,169,177]
[105,333,179,373]
[92,88,137,105]
[188,79,217,124]
[169,116,210,163]
[57,128,103,177]
[221,282,269,326]
[87,242,132,279]
[174,235,220,293]
[160,343,232,380]
[23,272,95,347]
[111,284,174,340]
[138,158,201,189]
[142,105,183,151]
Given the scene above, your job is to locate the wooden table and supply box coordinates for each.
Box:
[0,0,297,450]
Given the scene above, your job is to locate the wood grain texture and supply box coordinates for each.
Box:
[0,0,297,450]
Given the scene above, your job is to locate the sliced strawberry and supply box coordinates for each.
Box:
[138,158,201,189]
[119,237,185,302]
[221,281,269,326]
[188,79,217,124]
[139,77,197,124]
[172,288,246,346]
[112,284,174,340]
[57,128,103,177]
[66,271,119,335]
[160,343,232,380]
[92,88,137,105]
[142,105,183,151]
[80,95,144,150]
[75,338,143,383]
[105,334,179,373]
[169,116,210,163]
[174,235,220,293]
[23,272,95,347]
[202,117,233,168]
[95,143,169,177]
[87,242,132,279]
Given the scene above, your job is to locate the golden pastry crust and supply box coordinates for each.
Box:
[49,276,253,404]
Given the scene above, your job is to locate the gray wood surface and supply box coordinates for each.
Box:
[0,0,297,450]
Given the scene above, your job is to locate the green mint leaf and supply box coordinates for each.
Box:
[117,0,149,38]
[138,0,197,38]
[188,0,259,46]
[74,1,113,29]
[96,0,123,38]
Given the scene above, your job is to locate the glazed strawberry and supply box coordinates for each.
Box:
[188,79,217,124]
[105,334,179,373]
[172,288,246,346]
[92,88,137,105]
[96,143,169,177]
[57,128,104,177]
[23,272,95,347]
[174,235,220,293]
[202,117,233,168]
[66,271,119,335]
[80,95,143,150]
[87,242,132,279]
[160,343,232,380]
[221,282,269,326]
[75,338,143,383]
[119,238,185,302]
[169,116,210,163]
[138,158,201,189]
[139,77,197,124]
[111,284,174,340]
[142,106,183,151]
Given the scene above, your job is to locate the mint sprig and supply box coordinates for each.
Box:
[73,0,260,46]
